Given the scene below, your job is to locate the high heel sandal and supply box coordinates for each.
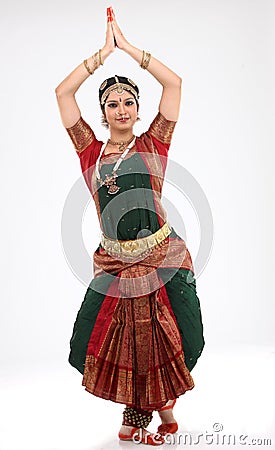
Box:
[119,427,164,445]
[157,399,178,436]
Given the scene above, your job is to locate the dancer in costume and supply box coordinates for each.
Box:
[56,7,204,446]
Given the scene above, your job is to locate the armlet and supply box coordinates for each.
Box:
[66,116,95,152]
[148,112,177,144]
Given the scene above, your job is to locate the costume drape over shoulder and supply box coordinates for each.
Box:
[66,112,204,410]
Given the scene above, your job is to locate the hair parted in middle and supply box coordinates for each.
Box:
[99,75,140,128]
[99,75,139,108]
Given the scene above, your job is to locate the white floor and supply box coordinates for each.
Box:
[0,345,274,450]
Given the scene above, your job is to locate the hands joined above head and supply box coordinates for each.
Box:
[103,6,130,55]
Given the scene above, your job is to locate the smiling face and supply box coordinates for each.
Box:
[103,90,139,132]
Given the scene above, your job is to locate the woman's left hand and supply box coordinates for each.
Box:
[110,8,131,51]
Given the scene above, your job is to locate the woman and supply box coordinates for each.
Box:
[55,7,204,446]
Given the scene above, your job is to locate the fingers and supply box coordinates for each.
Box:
[107,6,119,46]
[107,6,119,28]
[107,7,112,22]
[106,22,112,40]
[110,6,115,20]
[107,6,116,22]
[106,8,115,37]
[106,6,127,49]
[104,13,115,51]
[110,16,121,36]
[110,11,119,29]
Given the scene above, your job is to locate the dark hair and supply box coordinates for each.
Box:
[99,75,139,113]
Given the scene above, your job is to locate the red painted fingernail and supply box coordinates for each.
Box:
[107,7,112,21]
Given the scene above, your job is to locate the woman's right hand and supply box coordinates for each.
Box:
[55,9,116,130]
[101,11,116,59]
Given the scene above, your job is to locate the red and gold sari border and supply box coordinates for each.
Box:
[82,353,194,410]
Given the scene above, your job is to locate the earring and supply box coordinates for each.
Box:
[136,116,141,121]
[101,114,109,129]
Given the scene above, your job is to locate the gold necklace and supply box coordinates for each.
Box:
[107,135,135,152]
[95,137,136,195]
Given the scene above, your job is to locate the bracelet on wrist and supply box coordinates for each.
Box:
[83,58,94,75]
[140,50,151,69]
[83,49,103,76]
[99,48,103,66]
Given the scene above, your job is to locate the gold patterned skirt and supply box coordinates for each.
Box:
[71,234,204,411]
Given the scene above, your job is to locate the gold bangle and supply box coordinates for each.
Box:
[93,52,98,70]
[83,58,94,75]
[99,48,103,66]
[140,50,151,70]
[143,51,151,69]
[83,49,103,76]
[140,50,145,67]
[94,51,102,69]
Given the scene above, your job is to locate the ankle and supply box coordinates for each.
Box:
[119,424,135,432]
[159,410,175,423]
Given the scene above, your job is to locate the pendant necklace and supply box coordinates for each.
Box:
[108,135,135,152]
[95,136,136,195]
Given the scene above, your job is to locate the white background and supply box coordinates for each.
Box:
[0,0,275,449]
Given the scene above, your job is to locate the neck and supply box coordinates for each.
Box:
[109,130,134,142]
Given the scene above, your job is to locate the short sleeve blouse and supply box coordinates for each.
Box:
[65,112,177,176]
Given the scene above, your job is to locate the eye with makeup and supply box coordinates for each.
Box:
[106,99,135,109]
[107,103,118,109]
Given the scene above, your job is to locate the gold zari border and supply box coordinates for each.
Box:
[101,222,172,260]
[148,112,176,144]
[66,116,95,152]
[82,291,195,410]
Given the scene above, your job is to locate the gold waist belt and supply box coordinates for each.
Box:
[101,222,172,259]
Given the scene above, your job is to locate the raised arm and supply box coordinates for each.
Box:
[55,19,115,129]
[110,10,182,122]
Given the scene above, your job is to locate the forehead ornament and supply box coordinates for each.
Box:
[100,76,139,105]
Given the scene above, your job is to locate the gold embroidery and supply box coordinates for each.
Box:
[66,116,95,152]
[101,222,172,261]
[93,237,194,280]
[82,291,194,410]
[148,112,176,144]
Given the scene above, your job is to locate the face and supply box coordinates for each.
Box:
[103,90,138,131]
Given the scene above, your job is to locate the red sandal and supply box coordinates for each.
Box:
[119,427,164,445]
[157,399,178,435]
[158,398,177,412]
